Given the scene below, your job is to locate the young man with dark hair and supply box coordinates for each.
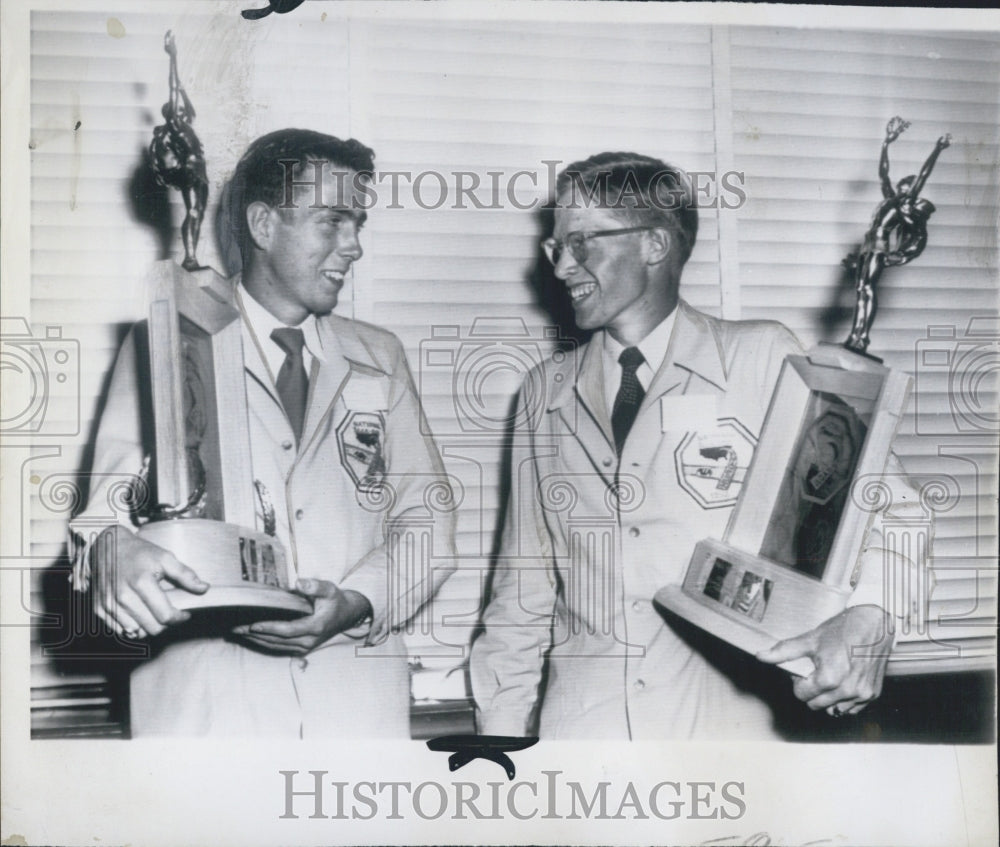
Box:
[471,151,919,740]
[72,129,455,737]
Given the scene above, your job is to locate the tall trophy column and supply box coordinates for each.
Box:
[135,33,309,622]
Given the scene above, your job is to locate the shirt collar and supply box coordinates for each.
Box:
[547,299,728,414]
[235,281,326,365]
[602,307,677,375]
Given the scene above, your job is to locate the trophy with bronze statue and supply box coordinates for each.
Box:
[656,117,949,674]
[136,31,309,620]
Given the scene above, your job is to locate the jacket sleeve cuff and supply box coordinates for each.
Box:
[68,527,98,593]
[337,561,389,645]
[848,540,931,622]
[67,518,134,593]
[476,709,533,738]
[846,546,926,651]
[339,602,374,641]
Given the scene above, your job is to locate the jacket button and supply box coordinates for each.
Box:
[282,440,294,451]
[296,657,308,670]
[632,600,644,612]
[602,457,613,468]
[628,527,640,538]
[295,509,305,520]
[634,678,646,690]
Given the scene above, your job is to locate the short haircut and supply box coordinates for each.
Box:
[555,152,699,267]
[230,128,375,262]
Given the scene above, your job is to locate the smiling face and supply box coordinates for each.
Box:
[244,166,367,325]
[552,194,679,345]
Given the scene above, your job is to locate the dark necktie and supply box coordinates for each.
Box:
[611,346,645,456]
[270,327,308,444]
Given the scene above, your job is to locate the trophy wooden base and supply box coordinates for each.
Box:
[655,539,849,678]
[138,519,311,620]
[163,585,312,619]
[654,587,816,678]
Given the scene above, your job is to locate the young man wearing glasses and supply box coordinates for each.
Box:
[471,152,918,740]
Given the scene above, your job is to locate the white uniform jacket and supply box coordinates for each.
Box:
[71,284,456,737]
[471,300,922,740]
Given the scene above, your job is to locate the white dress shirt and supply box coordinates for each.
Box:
[602,307,678,414]
[235,282,325,381]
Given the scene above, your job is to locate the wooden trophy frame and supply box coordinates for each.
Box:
[137,261,310,620]
[655,344,911,676]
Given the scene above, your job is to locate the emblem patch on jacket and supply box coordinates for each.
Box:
[674,417,757,509]
[337,411,387,490]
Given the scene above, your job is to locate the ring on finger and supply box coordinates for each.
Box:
[829,704,845,718]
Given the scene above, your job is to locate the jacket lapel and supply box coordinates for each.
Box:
[298,314,385,456]
[644,300,729,405]
[548,336,617,481]
[232,284,284,408]
[620,302,731,470]
[575,337,614,447]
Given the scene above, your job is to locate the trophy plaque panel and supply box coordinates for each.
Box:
[656,344,911,675]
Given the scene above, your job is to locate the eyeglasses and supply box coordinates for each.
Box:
[541,227,654,266]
